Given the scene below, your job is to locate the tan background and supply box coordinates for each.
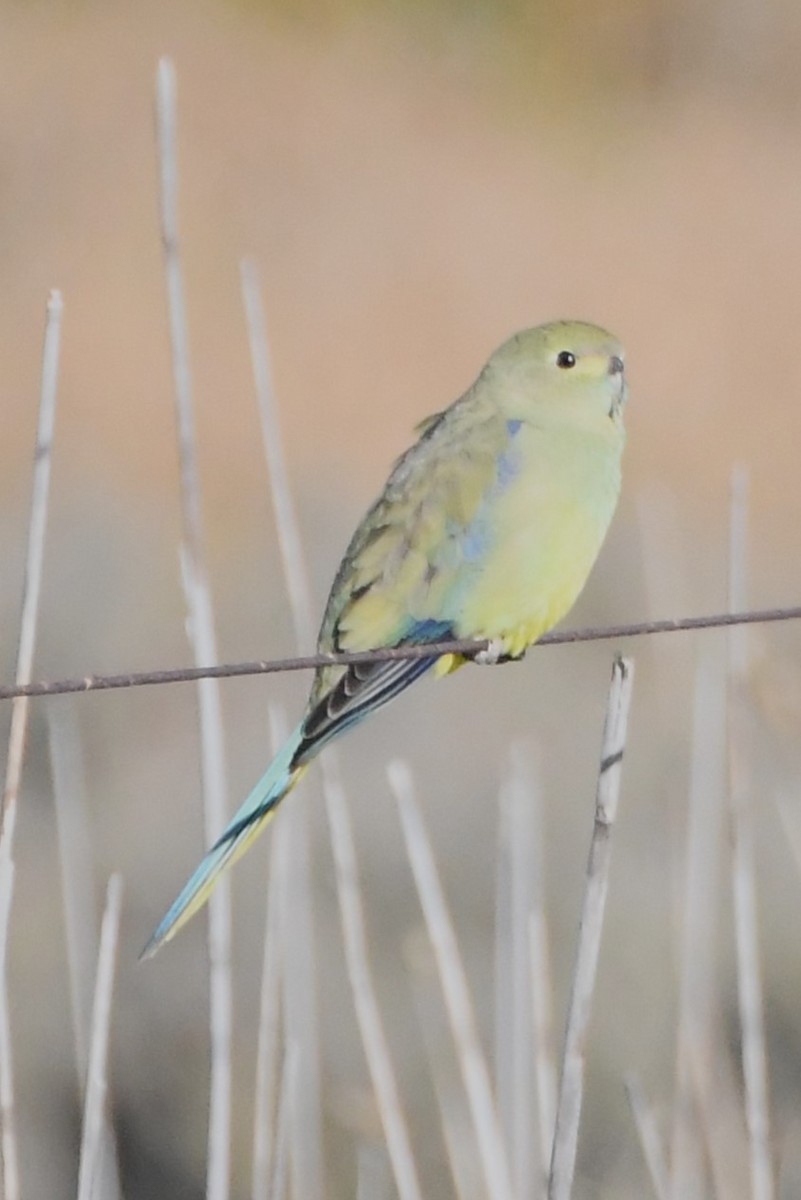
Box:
[4,1,801,1196]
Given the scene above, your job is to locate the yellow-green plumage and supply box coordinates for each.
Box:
[143,319,627,957]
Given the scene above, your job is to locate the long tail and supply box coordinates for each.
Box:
[141,722,307,959]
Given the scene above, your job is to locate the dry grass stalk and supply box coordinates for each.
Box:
[406,945,479,1200]
[670,648,726,1200]
[252,708,292,1200]
[48,703,98,1080]
[727,466,774,1200]
[240,259,316,649]
[528,908,557,1197]
[76,874,124,1200]
[389,759,515,1200]
[48,704,122,1200]
[242,259,421,1200]
[241,259,325,1200]
[0,867,14,1200]
[625,1073,670,1200]
[323,763,425,1200]
[0,289,62,1200]
[495,742,539,1196]
[547,655,635,1200]
[638,486,749,1200]
[689,1032,749,1200]
[156,58,232,1200]
[268,1043,297,1200]
[516,751,559,1190]
[279,797,323,1200]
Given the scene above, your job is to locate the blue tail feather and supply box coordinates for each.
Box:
[142,619,455,958]
[141,722,305,959]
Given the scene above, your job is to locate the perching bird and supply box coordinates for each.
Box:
[143,319,627,957]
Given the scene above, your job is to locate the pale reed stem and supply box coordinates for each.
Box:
[156,58,231,1200]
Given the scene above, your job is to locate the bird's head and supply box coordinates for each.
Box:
[485,320,627,428]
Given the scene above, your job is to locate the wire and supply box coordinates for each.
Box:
[0,604,799,703]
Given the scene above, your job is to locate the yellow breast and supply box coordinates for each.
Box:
[455,420,623,655]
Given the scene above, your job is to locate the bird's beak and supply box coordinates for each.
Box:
[607,355,626,418]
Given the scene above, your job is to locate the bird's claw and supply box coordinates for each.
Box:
[474,639,528,666]
[475,638,507,665]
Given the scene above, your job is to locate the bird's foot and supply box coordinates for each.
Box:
[475,639,508,665]
[474,639,528,666]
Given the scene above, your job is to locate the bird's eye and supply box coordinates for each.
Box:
[556,351,576,369]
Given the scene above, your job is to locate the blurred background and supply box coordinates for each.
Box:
[4,0,801,1196]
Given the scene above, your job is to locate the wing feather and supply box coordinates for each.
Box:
[297,403,514,758]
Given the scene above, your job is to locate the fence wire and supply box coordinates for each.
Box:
[0,604,799,702]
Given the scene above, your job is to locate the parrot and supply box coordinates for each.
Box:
[142,319,627,957]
